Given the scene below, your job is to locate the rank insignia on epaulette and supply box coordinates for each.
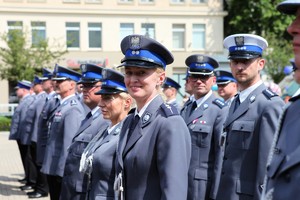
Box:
[70,100,77,106]
[213,98,226,108]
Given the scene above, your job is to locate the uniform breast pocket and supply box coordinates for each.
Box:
[231,121,255,149]
[191,124,212,148]
[53,116,62,123]
[72,134,94,157]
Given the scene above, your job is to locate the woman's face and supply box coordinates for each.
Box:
[124,66,165,105]
[99,93,131,125]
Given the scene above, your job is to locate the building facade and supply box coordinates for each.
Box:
[0,0,228,104]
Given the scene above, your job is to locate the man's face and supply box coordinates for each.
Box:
[230,58,264,90]
[189,74,215,99]
[80,82,102,109]
[217,82,237,101]
[54,79,74,98]
[287,8,300,83]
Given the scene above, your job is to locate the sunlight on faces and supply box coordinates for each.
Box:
[287,8,300,83]
[229,58,264,90]
[124,66,165,103]
[54,79,75,98]
[41,79,53,92]
[99,93,132,125]
[80,83,102,108]
[190,74,216,99]
[217,82,237,100]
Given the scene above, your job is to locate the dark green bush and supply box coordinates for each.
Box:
[0,116,11,131]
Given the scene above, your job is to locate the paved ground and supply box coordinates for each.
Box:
[0,132,49,200]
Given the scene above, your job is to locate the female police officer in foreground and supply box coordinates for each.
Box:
[80,68,132,200]
[114,34,191,200]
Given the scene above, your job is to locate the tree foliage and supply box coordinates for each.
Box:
[0,28,67,85]
[224,0,294,83]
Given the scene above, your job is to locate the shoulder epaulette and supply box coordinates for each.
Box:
[263,89,278,99]
[213,98,226,109]
[289,93,300,102]
[160,103,179,117]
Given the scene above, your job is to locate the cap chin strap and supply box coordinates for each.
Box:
[188,70,214,76]
[217,80,231,85]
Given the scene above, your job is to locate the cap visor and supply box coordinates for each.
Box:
[95,89,122,95]
[277,2,300,14]
[228,54,260,60]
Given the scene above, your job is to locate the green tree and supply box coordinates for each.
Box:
[0,27,67,85]
[224,0,294,83]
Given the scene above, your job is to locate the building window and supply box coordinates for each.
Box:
[170,0,184,3]
[191,0,206,3]
[119,0,133,3]
[28,0,46,2]
[85,0,101,3]
[7,21,23,40]
[140,0,154,3]
[141,23,155,39]
[66,22,80,48]
[63,0,80,3]
[31,21,46,47]
[88,23,102,48]
[120,23,134,41]
[192,24,205,49]
[172,24,185,49]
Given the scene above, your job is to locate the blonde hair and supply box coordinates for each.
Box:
[119,92,136,109]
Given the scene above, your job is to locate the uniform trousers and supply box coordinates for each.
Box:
[47,175,62,200]
[30,142,49,194]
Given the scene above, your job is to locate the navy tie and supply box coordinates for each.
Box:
[233,95,240,112]
[126,115,140,143]
[189,101,197,116]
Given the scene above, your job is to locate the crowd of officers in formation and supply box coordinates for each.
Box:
[7,1,300,200]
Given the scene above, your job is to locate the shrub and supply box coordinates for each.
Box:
[0,116,11,131]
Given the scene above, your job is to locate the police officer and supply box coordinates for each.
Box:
[162,77,182,112]
[60,64,110,200]
[41,65,85,200]
[262,1,300,200]
[9,80,36,189]
[216,34,285,200]
[20,75,49,198]
[215,70,238,106]
[181,69,194,113]
[180,54,228,200]
[80,68,132,200]
[36,68,58,169]
[115,34,191,200]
